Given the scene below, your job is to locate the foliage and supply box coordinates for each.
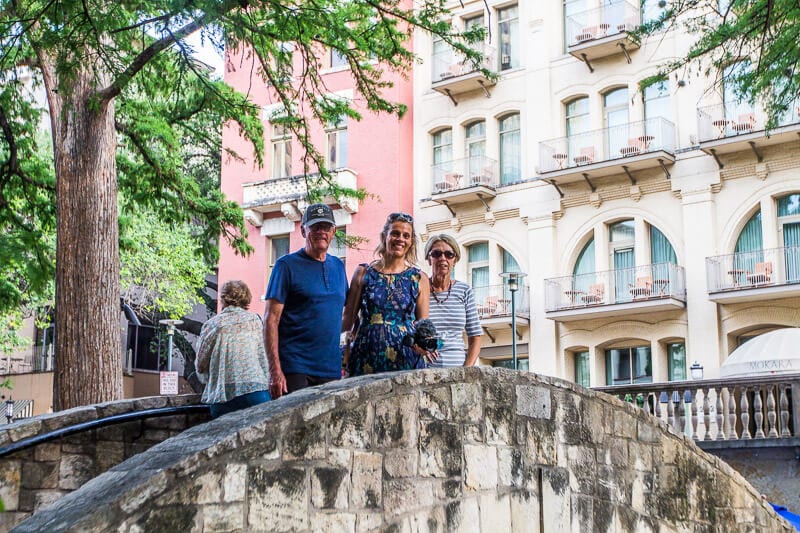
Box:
[637,0,800,126]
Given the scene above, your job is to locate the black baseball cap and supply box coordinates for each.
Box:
[302,203,336,227]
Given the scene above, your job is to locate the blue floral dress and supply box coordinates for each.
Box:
[348,264,424,376]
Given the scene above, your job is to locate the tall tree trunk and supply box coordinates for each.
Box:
[49,67,122,410]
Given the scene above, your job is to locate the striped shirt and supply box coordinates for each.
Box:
[428,280,482,367]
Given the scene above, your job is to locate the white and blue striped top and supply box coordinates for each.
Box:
[428,280,482,368]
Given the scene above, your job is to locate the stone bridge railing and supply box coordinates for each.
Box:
[0,394,210,530]
[9,368,791,532]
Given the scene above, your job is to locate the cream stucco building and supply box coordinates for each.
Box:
[413,0,800,385]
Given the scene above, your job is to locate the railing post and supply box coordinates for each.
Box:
[753,387,765,439]
[766,385,779,438]
[740,389,752,439]
[792,382,800,438]
[715,387,724,440]
[779,385,791,437]
[726,387,738,440]
[702,388,711,441]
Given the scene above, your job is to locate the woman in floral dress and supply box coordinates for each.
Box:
[342,212,432,375]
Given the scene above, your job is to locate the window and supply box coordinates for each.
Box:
[493,359,529,370]
[733,210,763,273]
[433,129,452,166]
[271,123,292,179]
[723,60,751,120]
[610,220,635,301]
[468,242,490,303]
[667,343,686,381]
[566,97,589,159]
[778,194,800,281]
[330,49,348,69]
[329,227,347,262]
[499,113,521,184]
[465,120,486,178]
[644,80,670,140]
[573,238,595,293]
[604,88,629,157]
[464,14,484,31]
[326,118,348,169]
[605,346,652,385]
[642,0,666,24]
[563,0,588,48]
[498,5,519,71]
[574,351,590,387]
[271,236,290,269]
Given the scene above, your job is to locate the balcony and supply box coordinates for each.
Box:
[697,102,800,166]
[545,263,686,322]
[566,0,640,71]
[473,283,529,341]
[431,41,496,104]
[241,168,359,224]
[430,156,498,210]
[706,246,800,303]
[594,373,800,449]
[538,117,675,188]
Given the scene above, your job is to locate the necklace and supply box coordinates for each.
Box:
[431,279,453,305]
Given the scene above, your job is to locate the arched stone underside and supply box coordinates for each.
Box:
[13,368,789,532]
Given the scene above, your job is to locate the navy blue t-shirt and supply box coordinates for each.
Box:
[265,249,348,378]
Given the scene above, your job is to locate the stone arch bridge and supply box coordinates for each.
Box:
[7,368,791,531]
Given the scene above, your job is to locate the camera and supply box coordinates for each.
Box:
[402,319,442,352]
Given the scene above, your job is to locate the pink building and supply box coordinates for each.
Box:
[218,49,415,314]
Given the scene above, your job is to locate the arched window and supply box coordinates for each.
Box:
[604,87,629,158]
[465,120,486,180]
[566,97,589,159]
[499,113,521,184]
[432,129,452,165]
[778,193,800,281]
[644,80,670,140]
[572,238,595,293]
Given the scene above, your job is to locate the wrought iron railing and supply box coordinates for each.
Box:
[565,0,640,47]
[431,41,496,84]
[545,262,686,312]
[697,101,800,142]
[431,155,499,193]
[595,374,800,445]
[538,117,675,174]
[472,283,529,320]
[706,245,800,293]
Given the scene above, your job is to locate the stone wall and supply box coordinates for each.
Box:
[0,394,209,531]
[11,368,792,532]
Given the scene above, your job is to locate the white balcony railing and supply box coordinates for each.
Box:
[431,41,496,84]
[545,263,686,312]
[431,155,499,194]
[706,246,800,293]
[242,168,358,212]
[565,0,640,47]
[473,283,530,320]
[538,117,675,174]
[697,101,800,142]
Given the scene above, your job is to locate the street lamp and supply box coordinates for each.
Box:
[158,319,183,372]
[690,360,704,380]
[500,271,527,371]
[5,397,14,424]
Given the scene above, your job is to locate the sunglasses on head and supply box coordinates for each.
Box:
[429,250,456,259]
[388,212,413,223]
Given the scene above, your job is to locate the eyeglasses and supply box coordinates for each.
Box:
[429,250,456,259]
[388,212,413,223]
[308,223,335,232]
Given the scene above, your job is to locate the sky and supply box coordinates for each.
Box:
[186,31,224,79]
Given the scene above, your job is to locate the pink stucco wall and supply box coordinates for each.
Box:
[218,38,415,315]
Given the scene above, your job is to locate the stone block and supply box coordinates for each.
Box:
[141,429,171,443]
[120,471,168,513]
[247,466,308,531]
[143,415,188,430]
[631,472,655,514]
[637,418,662,443]
[572,494,594,532]
[33,489,68,511]
[405,506,447,532]
[383,450,417,479]
[510,490,539,533]
[21,461,58,489]
[451,383,482,422]
[419,387,451,421]
[351,451,382,509]
[96,420,142,442]
[201,503,245,532]
[40,407,97,433]
[310,511,357,532]
[355,511,383,532]
[96,441,126,473]
[329,405,372,449]
[328,448,352,468]
[382,479,433,516]
[433,478,462,500]
[0,511,29,531]
[311,467,349,510]
[567,446,596,494]
[8,420,41,443]
[303,396,337,422]
[628,441,654,472]
[283,421,326,461]
[596,437,628,466]
[238,422,280,460]
[463,423,484,443]
[33,443,61,462]
[541,467,570,530]
[58,454,95,490]
[133,396,169,411]
[373,394,418,449]
[498,448,523,488]
[0,459,21,510]
[478,493,512,532]
[516,386,551,420]
[464,444,498,490]
[17,488,35,512]
[613,409,637,439]
[195,469,224,504]
[418,420,462,478]
[524,422,558,466]
[223,463,247,502]
[484,404,513,445]
[445,498,480,533]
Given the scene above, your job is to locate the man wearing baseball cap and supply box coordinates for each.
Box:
[263,203,348,397]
